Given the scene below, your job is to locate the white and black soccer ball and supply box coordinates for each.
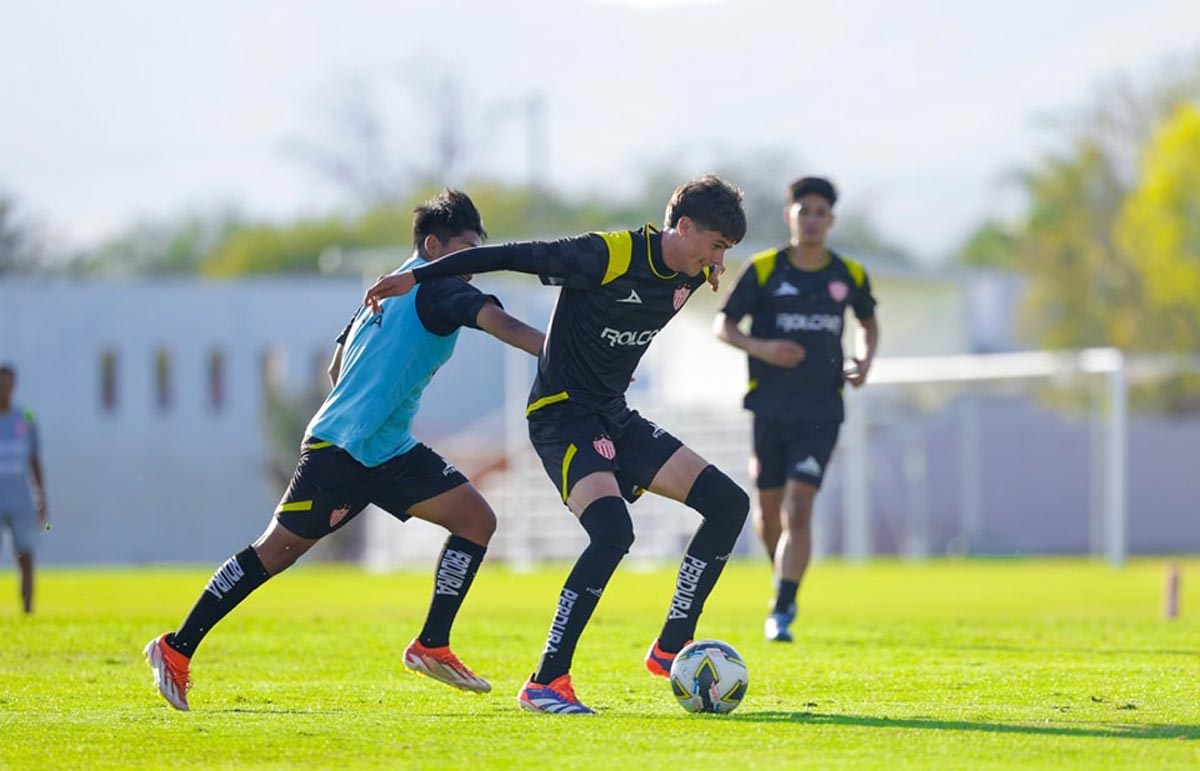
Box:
[668,639,748,714]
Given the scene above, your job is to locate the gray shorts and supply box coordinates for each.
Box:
[1,507,37,554]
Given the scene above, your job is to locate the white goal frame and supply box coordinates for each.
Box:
[841,348,1129,566]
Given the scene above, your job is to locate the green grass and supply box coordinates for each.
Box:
[1,558,1198,770]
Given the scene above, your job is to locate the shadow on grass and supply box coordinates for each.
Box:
[210,708,342,715]
[731,711,1199,740]
[812,637,1199,658]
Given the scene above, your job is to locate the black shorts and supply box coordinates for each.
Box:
[752,415,841,490]
[527,401,683,504]
[274,438,468,539]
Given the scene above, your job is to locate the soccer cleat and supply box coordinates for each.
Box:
[764,612,794,643]
[403,639,492,693]
[517,674,594,715]
[645,638,689,678]
[144,633,192,711]
[766,597,798,624]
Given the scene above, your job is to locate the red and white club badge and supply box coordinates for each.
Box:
[673,285,692,310]
[827,280,849,302]
[593,435,617,460]
[329,504,351,529]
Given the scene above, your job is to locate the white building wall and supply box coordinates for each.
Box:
[0,278,362,565]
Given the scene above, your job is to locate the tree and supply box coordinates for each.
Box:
[0,193,42,274]
[955,55,1200,351]
[69,211,240,276]
[1115,103,1200,349]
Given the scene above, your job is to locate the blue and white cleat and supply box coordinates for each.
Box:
[764,612,794,643]
[517,674,595,715]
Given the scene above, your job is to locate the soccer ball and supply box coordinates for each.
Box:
[668,639,748,714]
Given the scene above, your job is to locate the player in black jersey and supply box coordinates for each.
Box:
[715,177,880,643]
[364,175,751,714]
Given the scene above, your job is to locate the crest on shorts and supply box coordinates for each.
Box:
[593,435,617,460]
[828,280,849,302]
[673,285,692,310]
[329,504,351,529]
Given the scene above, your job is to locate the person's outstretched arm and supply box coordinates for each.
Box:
[363,236,610,312]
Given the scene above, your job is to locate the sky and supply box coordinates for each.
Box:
[2,0,1198,259]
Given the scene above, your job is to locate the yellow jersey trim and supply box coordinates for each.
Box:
[560,443,578,502]
[750,249,779,287]
[747,379,759,393]
[526,391,569,417]
[842,256,867,287]
[596,231,633,286]
[305,440,333,450]
[278,500,313,513]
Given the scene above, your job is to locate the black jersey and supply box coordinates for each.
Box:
[720,247,876,422]
[410,225,708,414]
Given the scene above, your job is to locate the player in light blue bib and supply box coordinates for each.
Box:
[0,363,48,614]
[146,191,544,711]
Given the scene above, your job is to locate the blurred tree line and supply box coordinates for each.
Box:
[958,56,1200,362]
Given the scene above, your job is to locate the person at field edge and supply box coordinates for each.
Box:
[363,174,752,715]
[0,363,49,614]
[715,176,880,642]
[144,190,546,711]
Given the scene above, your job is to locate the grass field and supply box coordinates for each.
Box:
[1,558,1197,770]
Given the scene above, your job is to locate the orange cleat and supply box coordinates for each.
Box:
[403,639,492,693]
[645,638,689,678]
[144,633,192,711]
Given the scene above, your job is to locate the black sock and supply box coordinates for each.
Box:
[168,546,271,657]
[658,467,749,652]
[418,535,487,648]
[533,497,633,685]
[774,580,799,615]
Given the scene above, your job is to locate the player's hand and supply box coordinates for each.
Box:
[363,271,416,314]
[844,358,870,388]
[36,501,49,531]
[755,340,806,368]
[706,263,725,292]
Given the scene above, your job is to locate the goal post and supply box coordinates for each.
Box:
[842,348,1129,566]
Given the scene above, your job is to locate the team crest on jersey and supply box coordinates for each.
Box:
[828,280,849,302]
[673,285,692,310]
[329,504,351,529]
[593,435,617,460]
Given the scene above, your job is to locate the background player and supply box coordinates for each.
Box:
[715,176,880,642]
[144,190,544,710]
[363,174,752,715]
[0,363,49,614]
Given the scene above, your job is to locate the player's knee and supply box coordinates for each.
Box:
[579,496,635,554]
[458,505,497,544]
[686,466,750,533]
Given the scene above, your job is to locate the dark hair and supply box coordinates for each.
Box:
[412,189,487,251]
[664,174,747,244]
[788,177,838,207]
[0,363,14,378]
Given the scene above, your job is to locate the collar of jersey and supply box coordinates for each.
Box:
[644,223,678,280]
[399,252,428,273]
[783,246,832,273]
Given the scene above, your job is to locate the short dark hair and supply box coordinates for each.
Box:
[789,177,838,207]
[412,189,486,250]
[0,363,14,378]
[664,174,747,244]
